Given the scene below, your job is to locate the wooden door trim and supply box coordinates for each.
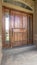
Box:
[27,14,33,45]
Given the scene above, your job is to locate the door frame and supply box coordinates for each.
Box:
[2,6,33,48]
[27,14,33,45]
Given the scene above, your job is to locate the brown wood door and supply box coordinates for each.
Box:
[10,10,27,47]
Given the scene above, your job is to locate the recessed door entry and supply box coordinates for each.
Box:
[2,7,33,48]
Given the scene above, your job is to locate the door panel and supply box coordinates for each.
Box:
[10,15,15,28]
[10,12,27,47]
[22,16,27,45]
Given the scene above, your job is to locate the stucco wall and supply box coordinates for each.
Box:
[0,0,2,48]
[34,0,37,47]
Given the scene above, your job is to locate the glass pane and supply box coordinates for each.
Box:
[5,11,9,43]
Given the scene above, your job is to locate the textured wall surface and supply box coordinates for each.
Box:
[34,0,37,47]
[0,0,2,48]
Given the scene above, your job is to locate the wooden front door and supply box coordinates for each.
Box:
[10,10,27,47]
[2,7,33,48]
